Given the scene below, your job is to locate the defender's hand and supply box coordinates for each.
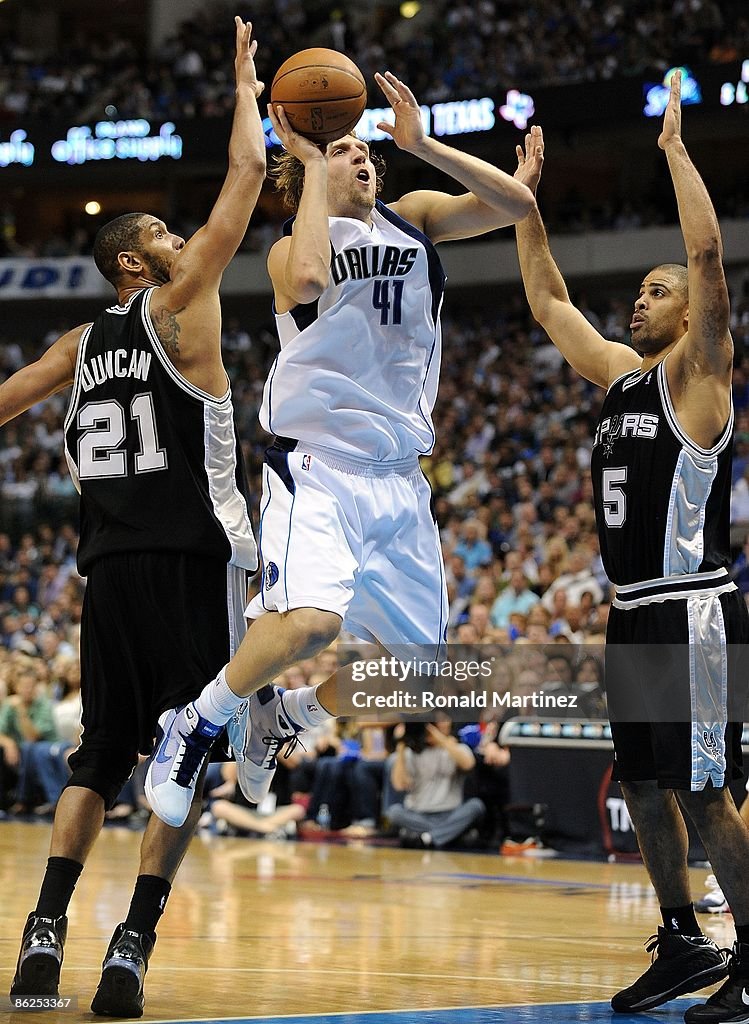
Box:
[658,69,682,150]
[514,125,544,194]
[234,17,263,99]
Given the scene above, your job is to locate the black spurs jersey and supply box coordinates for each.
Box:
[590,359,733,587]
[64,287,257,575]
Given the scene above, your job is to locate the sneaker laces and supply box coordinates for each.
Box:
[644,934,661,962]
[262,730,306,765]
[173,727,215,788]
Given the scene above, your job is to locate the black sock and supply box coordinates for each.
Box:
[123,875,171,938]
[661,904,701,936]
[734,924,749,947]
[35,857,83,919]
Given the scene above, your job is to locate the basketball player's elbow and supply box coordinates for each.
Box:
[507,185,535,220]
[686,238,723,265]
[286,267,328,304]
[230,155,266,188]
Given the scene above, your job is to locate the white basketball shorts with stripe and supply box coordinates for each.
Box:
[245,441,448,656]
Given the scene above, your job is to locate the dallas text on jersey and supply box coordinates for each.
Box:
[330,244,418,285]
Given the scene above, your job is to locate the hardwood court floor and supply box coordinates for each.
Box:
[0,821,736,1023]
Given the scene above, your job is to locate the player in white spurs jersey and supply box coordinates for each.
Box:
[147,70,535,826]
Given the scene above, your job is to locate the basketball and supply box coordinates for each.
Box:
[271,48,367,145]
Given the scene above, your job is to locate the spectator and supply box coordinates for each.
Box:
[490,568,540,628]
[387,720,485,849]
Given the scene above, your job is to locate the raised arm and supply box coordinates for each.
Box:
[514,127,639,389]
[266,104,332,312]
[660,71,732,383]
[0,326,83,427]
[376,72,534,241]
[165,19,266,300]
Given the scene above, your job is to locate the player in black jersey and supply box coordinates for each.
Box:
[514,72,749,1023]
[0,19,264,1018]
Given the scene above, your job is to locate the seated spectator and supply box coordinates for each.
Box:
[540,546,604,612]
[21,652,82,813]
[304,722,388,834]
[386,719,485,849]
[209,762,306,839]
[490,568,540,629]
[453,518,493,572]
[0,654,58,812]
[540,651,606,719]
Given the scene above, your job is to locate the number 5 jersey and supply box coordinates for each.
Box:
[590,358,733,588]
[260,200,447,462]
[64,287,257,575]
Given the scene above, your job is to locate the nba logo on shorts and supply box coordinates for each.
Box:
[302,454,312,471]
[264,561,279,590]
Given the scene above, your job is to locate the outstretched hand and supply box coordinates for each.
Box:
[234,17,263,99]
[658,69,682,149]
[514,125,544,194]
[375,71,426,153]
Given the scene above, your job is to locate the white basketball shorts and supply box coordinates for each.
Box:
[245,441,448,654]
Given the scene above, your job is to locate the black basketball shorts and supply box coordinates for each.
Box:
[73,551,247,763]
[606,576,749,791]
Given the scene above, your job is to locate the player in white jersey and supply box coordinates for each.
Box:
[147,70,535,828]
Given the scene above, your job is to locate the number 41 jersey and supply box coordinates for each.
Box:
[590,359,733,587]
[260,199,447,462]
[64,287,257,575]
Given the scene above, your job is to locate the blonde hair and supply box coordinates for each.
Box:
[269,134,386,212]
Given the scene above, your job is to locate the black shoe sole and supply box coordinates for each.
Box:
[611,960,730,1013]
[90,967,144,1018]
[10,953,61,997]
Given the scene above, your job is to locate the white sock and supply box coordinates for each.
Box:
[193,666,246,725]
[281,685,334,730]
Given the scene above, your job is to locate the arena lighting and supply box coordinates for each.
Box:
[262,95,496,147]
[720,58,749,105]
[51,120,183,165]
[84,201,102,215]
[0,129,34,167]
[400,1,421,16]
[643,66,702,116]
[499,89,535,130]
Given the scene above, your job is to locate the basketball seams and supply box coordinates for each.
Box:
[273,66,365,88]
[272,96,365,104]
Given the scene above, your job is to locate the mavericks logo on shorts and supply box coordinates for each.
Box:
[264,561,279,590]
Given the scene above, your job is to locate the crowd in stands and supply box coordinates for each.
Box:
[1,0,747,125]
[1,0,748,258]
[1,283,749,842]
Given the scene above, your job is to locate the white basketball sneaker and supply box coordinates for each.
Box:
[145,704,222,827]
[226,685,303,804]
[694,874,730,915]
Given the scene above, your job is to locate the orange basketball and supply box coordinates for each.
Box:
[271,48,367,145]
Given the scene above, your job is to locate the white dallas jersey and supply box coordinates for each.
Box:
[260,199,446,461]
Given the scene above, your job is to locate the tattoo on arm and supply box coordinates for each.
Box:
[152,305,186,358]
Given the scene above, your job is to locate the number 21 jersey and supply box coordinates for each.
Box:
[64,287,257,575]
[590,359,733,587]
